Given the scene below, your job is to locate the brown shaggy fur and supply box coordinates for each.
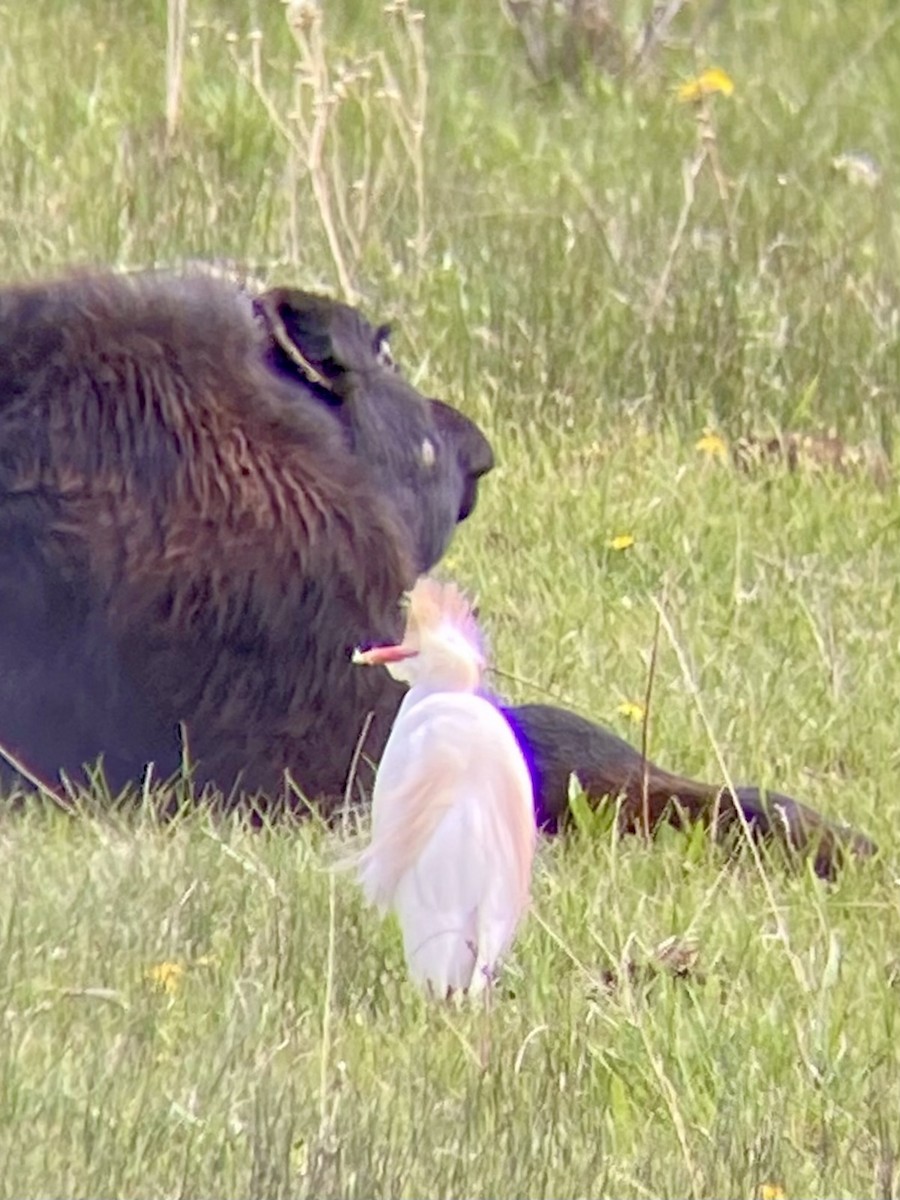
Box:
[0,271,491,803]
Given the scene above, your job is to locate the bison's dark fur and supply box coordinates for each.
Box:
[0,271,492,800]
[0,270,875,875]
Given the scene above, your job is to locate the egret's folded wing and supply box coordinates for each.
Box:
[358,703,471,907]
[360,695,537,915]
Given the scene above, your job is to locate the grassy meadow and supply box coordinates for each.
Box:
[2,1,900,1196]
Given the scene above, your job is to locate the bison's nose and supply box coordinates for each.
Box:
[466,425,495,480]
[428,398,494,522]
[456,422,493,522]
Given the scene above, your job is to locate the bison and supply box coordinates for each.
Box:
[0,269,875,875]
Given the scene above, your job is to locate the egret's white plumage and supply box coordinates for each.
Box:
[353,577,536,997]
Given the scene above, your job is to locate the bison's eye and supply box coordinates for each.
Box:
[420,437,436,468]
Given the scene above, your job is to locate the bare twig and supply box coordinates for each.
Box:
[639,600,663,836]
[648,148,704,320]
[648,85,736,321]
[227,3,430,303]
[0,739,71,812]
[631,0,687,75]
[342,710,375,821]
[165,0,189,140]
[695,95,737,259]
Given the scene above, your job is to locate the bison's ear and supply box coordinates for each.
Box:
[255,289,386,396]
[373,323,396,370]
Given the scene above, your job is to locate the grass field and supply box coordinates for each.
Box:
[2,1,900,1196]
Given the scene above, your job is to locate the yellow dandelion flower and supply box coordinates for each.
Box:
[677,67,735,103]
[759,1185,786,1200]
[695,429,728,459]
[616,700,645,723]
[607,533,635,551]
[145,961,185,995]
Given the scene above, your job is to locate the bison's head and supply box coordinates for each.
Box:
[255,289,494,573]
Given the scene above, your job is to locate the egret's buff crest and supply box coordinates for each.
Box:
[402,576,485,663]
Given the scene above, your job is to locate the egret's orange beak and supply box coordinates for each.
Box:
[352,644,418,666]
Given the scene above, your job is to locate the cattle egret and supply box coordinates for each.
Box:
[352,577,536,998]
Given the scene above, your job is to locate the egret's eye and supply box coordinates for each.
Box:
[420,437,436,468]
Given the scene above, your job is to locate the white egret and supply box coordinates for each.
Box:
[352,577,536,998]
